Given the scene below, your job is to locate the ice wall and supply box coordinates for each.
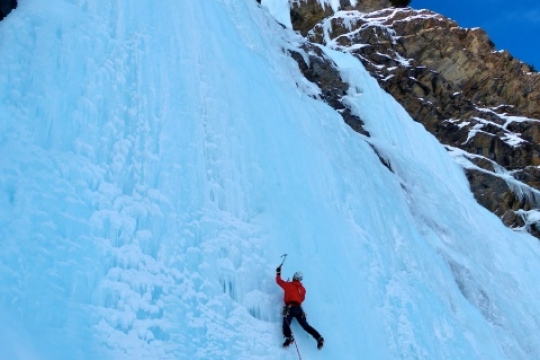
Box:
[1,1,540,359]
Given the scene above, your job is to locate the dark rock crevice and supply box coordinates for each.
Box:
[0,0,17,21]
[288,42,370,136]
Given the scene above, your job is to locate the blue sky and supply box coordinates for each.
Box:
[411,0,540,70]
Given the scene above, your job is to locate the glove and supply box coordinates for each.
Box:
[276,265,282,274]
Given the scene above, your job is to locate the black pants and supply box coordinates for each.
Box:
[282,305,321,340]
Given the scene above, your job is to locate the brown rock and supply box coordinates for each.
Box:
[287,1,540,239]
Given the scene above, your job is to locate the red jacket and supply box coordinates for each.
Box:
[276,273,306,305]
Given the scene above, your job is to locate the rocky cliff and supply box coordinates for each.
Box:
[284,0,540,238]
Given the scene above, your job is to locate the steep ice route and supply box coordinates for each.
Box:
[1,0,540,360]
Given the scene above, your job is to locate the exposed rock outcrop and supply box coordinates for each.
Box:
[290,0,391,35]
[286,0,540,238]
[288,43,369,135]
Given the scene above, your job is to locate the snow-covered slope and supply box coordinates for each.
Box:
[1,0,540,359]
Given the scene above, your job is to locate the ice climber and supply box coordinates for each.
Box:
[276,265,324,350]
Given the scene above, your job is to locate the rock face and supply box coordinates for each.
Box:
[288,42,369,136]
[0,0,17,21]
[286,0,540,238]
[290,0,391,35]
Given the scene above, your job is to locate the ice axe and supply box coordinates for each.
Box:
[276,254,287,274]
[278,254,287,268]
